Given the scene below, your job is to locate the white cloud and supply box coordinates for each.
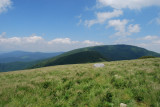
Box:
[135,35,160,52]
[108,19,128,36]
[48,38,79,44]
[97,0,160,9]
[139,35,160,44]
[85,9,123,27]
[0,33,103,52]
[83,40,103,45]
[112,35,160,53]
[143,35,159,40]
[128,24,140,34]
[0,0,12,14]
[107,19,140,36]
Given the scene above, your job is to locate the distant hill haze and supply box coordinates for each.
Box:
[0,51,63,72]
[31,44,160,68]
[0,51,63,63]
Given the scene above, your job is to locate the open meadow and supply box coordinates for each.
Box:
[0,58,160,107]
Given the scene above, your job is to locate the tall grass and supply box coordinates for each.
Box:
[0,58,160,107]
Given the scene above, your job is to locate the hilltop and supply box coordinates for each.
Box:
[0,58,160,106]
[32,44,160,68]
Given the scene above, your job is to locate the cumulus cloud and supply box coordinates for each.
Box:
[140,35,160,46]
[48,38,79,44]
[85,9,123,27]
[128,24,140,34]
[97,0,160,10]
[112,35,160,53]
[137,35,160,53]
[0,0,12,14]
[0,32,103,52]
[108,19,128,36]
[82,40,103,45]
[107,19,140,36]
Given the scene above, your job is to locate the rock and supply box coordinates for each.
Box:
[120,103,127,107]
[93,63,105,68]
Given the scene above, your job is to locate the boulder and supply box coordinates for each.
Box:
[120,103,127,107]
[93,63,105,68]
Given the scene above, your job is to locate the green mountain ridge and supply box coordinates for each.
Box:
[32,51,107,68]
[32,44,160,68]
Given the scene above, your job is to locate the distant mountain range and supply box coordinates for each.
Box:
[0,51,63,63]
[0,51,63,72]
[31,44,160,68]
[1,44,160,72]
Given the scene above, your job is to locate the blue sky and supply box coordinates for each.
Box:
[0,0,160,52]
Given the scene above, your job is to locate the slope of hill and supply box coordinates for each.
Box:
[0,58,160,106]
[0,51,63,63]
[32,44,160,68]
[32,51,107,68]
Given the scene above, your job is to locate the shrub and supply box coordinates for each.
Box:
[132,88,146,102]
[42,81,51,89]
[101,91,113,103]
[62,77,68,83]
[138,56,156,59]
[95,73,100,77]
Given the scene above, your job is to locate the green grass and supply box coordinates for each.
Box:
[0,58,160,107]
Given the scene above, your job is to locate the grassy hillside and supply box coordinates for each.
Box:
[32,51,107,68]
[0,58,160,107]
[32,45,160,68]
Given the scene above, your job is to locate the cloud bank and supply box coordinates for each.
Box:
[0,33,103,52]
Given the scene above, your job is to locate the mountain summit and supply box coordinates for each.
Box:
[31,44,160,68]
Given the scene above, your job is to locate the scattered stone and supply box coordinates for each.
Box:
[120,103,127,107]
[93,63,105,68]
